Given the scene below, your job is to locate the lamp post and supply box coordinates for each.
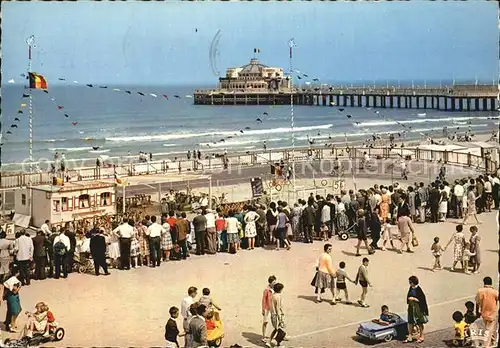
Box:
[289,38,297,190]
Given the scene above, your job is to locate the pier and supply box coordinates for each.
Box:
[193,84,499,111]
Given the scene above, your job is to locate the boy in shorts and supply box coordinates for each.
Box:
[262,275,277,343]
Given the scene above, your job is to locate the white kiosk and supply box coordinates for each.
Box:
[15,181,117,228]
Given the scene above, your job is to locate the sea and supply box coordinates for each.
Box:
[1,84,498,171]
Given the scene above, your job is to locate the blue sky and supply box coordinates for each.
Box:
[2,1,499,86]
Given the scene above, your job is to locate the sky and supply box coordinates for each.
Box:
[2,1,499,86]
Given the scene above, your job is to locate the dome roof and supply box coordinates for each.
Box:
[240,58,268,74]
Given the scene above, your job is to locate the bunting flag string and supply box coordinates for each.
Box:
[0,94,30,146]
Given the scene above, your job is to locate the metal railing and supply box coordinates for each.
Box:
[1,145,496,189]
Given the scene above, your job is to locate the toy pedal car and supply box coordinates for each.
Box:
[207,311,224,348]
[356,313,410,342]
[4,324,65,347]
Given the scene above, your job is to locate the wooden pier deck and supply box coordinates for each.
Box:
[193,84,499,111]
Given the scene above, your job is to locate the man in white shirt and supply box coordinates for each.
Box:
[204,209,217,254]
[53,231,71,279]
[321,203,331,238]
[146,215,165,267]
[40,220,51,236]
[113,219,134,270]
[453,180,464,219]
[15,231,33,286]
[181,286,198,331]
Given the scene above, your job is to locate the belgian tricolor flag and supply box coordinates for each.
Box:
[28,72,48,90]
[114,173,122,185]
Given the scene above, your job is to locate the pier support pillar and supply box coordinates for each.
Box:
[451,98,456,111]
[416,96,420,109]
[490,98,496,111]
[382,96,386,108]
[424,97,427,109]
[482,98,487,111]
[466,98,471,111]
[335,95,340,106]
[342,95,347,107]
[444,97,448,111]
[390,96,394,108]
[322,95,327,106]
[357,95,362,107]
[458,98,463,111]
[350,95,354,107]
[431,97,435,109]
[365,96,370,107]
[397,96,401,108]
[475,98,479,111]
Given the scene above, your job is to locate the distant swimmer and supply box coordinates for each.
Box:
[338,108,344,112]
[354,121,361,125]
[92,146,100,150]
[346,115,352,118]
[174,95,181,99]
[244,126,251,130]
[263,112,268,116]
[239,130,244,133]
[256,118,263,123]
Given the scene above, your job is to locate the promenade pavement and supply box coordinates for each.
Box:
[1,211,496,347]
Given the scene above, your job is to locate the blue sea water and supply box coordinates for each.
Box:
[1,84,498,170]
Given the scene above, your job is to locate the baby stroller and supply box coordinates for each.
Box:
[73,252,94,274]
[207,311,224,348]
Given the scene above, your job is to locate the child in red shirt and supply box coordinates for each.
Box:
[215,212,226,252]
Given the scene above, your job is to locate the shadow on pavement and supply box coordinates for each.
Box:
[241,331,264,346]
[297,295,320,303]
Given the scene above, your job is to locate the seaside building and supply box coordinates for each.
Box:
[218,58,290,91]
[14,181,116,227]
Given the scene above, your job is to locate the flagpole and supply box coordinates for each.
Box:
[289,39,296,191]
[26,35,35,226]
[27,35,35,173]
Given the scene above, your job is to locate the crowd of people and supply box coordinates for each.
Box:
[0,169,496,285]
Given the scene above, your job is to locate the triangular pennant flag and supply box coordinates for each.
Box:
[20,104,27,107]
[22,93,29,98]
[17,110,23,114]
[114,173,122,185]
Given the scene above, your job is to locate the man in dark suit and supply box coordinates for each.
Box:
[90,230,109,276]
[302,199,316,243]
[64,229,77,274]
[188,304,208,348]
[32,230,47,280]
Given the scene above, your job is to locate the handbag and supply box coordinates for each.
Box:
[311,271,318,287]
[275,328,286,343]
[412,235,419,247]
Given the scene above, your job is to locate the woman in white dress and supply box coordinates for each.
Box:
[107,227,120,269]
[462,185,481,225]
[244,206,259,250]
[438,184,448,222]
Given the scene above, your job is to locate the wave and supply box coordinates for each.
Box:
[88,149,111,154]
[45,139,66,143]
[417,113,427,117]
[48,146,93,152]
[105,124,333,143]
[354,116,494,127]
[162,143,177,147]
[199,137,284,148]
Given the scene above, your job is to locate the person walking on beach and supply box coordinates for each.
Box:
[266,283,285,348]
[355,209,375,256]
[445,225,466,272]
[314,243,336,304]
[262,275,277,343]
[187,151,191,160]
[355,257,372,308]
